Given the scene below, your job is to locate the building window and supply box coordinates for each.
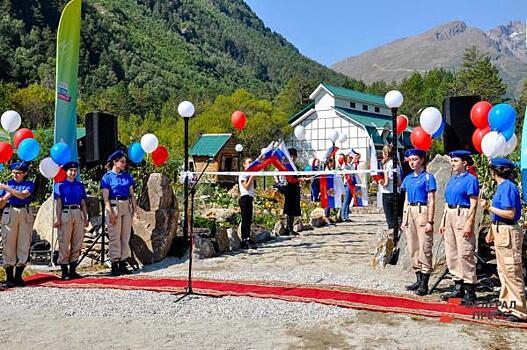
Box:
[375,107,380,113]
[362,104,368,111]
[350,102,356,108]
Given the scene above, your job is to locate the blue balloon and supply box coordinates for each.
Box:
[488,103,516,132]
[304,165,312,171]
[432,120,444,139]
[502,124,515,141]
[17,138,40,161]
[50,142,71,165]
[128,142,145,164]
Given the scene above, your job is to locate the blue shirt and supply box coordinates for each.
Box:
[402,170,437,204]
[54,180,87,205]
[491,179,521,223]
[444,172,479,207]
[0,180,34,206]
[100,171,135,198]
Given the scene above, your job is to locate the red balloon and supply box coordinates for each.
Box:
[231,111,247,130]
[13,128,34,149]
[472,127,491,154]
[0,142,13,163]
[470,101,492,129]
[338,155,345,165]
[152,146,169,167]
[54,167,67,183]
[410,127,432,151]
[396,115,408,134]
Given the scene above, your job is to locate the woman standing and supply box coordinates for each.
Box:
[54,161,89,280]
[239,158,256,249]
[0,161,34,288]
[282,148,302,236]
[101,150,138,276]
[377,145,400,232]
[480,158,526,322]
[401,149,437,296]
[439,151,479,304]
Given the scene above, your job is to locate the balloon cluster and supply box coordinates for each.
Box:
[471,102,517,158]
[409,107,444,151]
[39,142,72,182]
[0,110,41,164]
[128,133,169,167]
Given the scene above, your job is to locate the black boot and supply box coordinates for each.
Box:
[405,272,422,291]
[68,262,83,280]
[60,264,69,280]
[3,266,16,288]
[441,280,464,301]
[415,273,430,296]
[14,266,25,287]
[111,262,121,276]
[119,261,132,275]
[287,216,299,236]
[461,283,477,306]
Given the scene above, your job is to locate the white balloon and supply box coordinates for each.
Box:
[481,132,499,158]
[140,133,159,154]
[178,101,195,118]
[494,133,507,157]
[39,157,60,179]
[339,133,348,143]
[420,107,442,135]
[384,90,404,108]
[503,134,518,155]
[328,130,340,143]
[1,110,21,132]
[235,144,243,152]
[294,125,306,140]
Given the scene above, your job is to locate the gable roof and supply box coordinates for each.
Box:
[310,83,386,106]
[189,134,232,157]
[288,101,315,124]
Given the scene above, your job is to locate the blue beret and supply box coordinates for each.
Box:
[449,150,474,165]
[490,157,516,169]
[404,149,426,158]
[62,161,79,170]
[9,161,29,172]
[107,150,126,163]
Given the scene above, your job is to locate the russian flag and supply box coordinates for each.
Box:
[319,175,336,209]
[246,142,275,171]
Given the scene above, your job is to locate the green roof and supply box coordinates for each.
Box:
[322,84,385,106]
[334,107,392,129]
[288,101,315,124]
[189,134,232,157]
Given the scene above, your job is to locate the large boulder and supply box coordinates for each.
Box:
[309,208,327,228]
[215,227,230,253]
[226,227,241,250]
[192,228,217,259]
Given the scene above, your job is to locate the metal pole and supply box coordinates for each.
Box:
[391,107,399,241]
[100,197,105,264]
[183,117,189,242]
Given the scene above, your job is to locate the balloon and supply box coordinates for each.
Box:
[152,146,169,167]
[50,142,71,165]
[472,127,491,154]
[328,130,339,143]
[140,133,159,154]
[0,142,13,163]
[396,115,408,134]
[17,138,40,161]
[384,90,404,108]
[339,133,348,143]
[432,121,444,139]
[1,110,21,132]
[488,103,516,132]
[338,155,345,165]
[470,101,492,129]
[502,124,515,141]
[231,111,247,130]
[294,125,306,140]
[420,107,442,135]
[304,165,312,171]
[410,127,432,151]
[54,167,67,183]
[128,142,145,164]
[39,157,60,179]
[13,128,34,148]
[178,101,195,118]
[494,133,507,157]
[503,134,518,156]
[481,131,506,158]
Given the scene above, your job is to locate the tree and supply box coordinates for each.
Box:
[515,79,527,115]
[10,83,54,127]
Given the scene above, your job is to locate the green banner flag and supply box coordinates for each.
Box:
[54,0,81,162]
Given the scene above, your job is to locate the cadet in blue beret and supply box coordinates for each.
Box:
[0,161,34,288]
[401,149,437,295]
[53,161,89,280]
[480,158,526,321]
[101,150,138,276]
[438,150,479,304]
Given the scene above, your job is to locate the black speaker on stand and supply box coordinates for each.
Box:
[85,111,118,164]
[442,96,481,154]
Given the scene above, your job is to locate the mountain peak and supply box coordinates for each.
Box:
[427,20,468,41]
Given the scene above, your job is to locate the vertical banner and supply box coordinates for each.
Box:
[54,0,82,161]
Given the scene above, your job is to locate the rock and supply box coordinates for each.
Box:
[204,207,238,222]
[371,228,395,269]
[310,207,325,219]
[273,221,286,236]
[252,230,271,243]
[215,227,230,253]
[226,227,241,250]
[33,196,54,244]
[138,173,174,211]
[193,233,217,259]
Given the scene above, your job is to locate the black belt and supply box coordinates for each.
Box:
[110,196,129,201]
[63,205,80,209]
[7,204,29,208]
[408,202,426,206]
[492,220,517,226]
[448,205,470,209]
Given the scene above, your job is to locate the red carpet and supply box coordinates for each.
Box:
[18,273,527,329]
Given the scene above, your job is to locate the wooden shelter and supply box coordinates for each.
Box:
[189,133,238,184]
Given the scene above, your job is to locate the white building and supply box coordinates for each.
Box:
[286,83,411,165]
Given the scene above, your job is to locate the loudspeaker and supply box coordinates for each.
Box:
[85,111,118,163]
[443,96,481,154]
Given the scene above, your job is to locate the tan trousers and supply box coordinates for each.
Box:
[443,208,477,284]
[107,200,132,262]
[57,208,85,264]
[1,207,34,267]
[492,223,527,319]
[403,205,433,273]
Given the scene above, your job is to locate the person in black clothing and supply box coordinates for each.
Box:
[282,148,302,235]
[239,158,256,249]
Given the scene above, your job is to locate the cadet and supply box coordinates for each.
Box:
[53,161,89,280]
[101,150,138,276]
[401,149,436,296]
[439,150,479,304]
[0,161,35,288]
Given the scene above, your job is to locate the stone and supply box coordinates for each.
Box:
[33,195,54,244]
[138,173,174,211]
[215,227,230,253]
[273,221,286,236]
[204,207,238,222]
[226,227,241,250]
[371,228,395,269]
[251,226,272,243]
[193,234,217,259]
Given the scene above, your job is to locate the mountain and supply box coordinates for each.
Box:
[331,21,527,97]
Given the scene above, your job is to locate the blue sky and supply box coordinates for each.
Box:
[244,0,526,66]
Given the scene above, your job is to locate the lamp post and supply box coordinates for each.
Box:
[384,90,404,242]
[235,144,243,171]
[178,101,195,242]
